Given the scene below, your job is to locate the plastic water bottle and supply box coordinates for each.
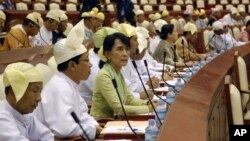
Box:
[175,78,184,92]
[206,55,213,63]
[155,99,167,128]
[145,119,159,141]
[191,64,200,74]
[183,69,192,82]
[199,58,206,68]
[166,87,176,105]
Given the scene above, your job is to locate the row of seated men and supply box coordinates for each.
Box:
[0,5,250,140]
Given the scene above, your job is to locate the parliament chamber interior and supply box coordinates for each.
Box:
[0,0,250,141]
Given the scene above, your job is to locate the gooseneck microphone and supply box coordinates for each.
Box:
[205,34,216,51]
[172,45,187,83]
[112,79,143,141]
[162,51,179,93]
[181,39,194,75]
[132,60,162,126]
[143,60,171,106]
[71,111,90,141]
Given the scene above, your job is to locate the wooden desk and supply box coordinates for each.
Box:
[101,121,147,141]
[158,43,250,141]
[0,46,53,73]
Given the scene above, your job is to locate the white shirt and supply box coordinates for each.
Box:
[84,26,93,40]
[31,25,53,47]
[209,32,245,51]
[221,32,246,48]
[222,14,243,26]
[34,72,98,139]
[78,50,100,105]
[0,100,54,141]
[149,36,161,54]
[122,58,149,94]
[195,19,207,29]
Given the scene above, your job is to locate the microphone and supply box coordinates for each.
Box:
[111,79,143,141]
[205,34,216,51]
[172,45,187,83]
[131,60,162,126]
[161,51,180,93]
[70,111,90,141]
[144,60,171,106]
[136,48,139,54]
[181,39,194,74]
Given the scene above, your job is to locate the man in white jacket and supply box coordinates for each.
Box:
[34,20,102,140]
[0,62,54,141]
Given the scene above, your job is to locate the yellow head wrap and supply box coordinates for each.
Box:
[3,62,43,102]
[93,27,118,62]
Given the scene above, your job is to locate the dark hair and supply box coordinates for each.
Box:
[246,20,250,27]
[23,18,37,26]
[160,24,174,40]
[4,86,10,96]
[99,33,130,69]
[183,31,190,36]
[57,54,82,71]
[93,47,100,54]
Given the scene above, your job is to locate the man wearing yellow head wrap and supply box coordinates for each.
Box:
[93,12,105,32]
[175,22,206,62]
[195,9,207,29]
[0,10,6,33]
[116,24,160,99]
[52,10,68,44]
[81,10,97,40]
[30,9,62,47]
[34,21,102,140]
[1,12,43,51]
[0,62,54,140]
[78,27,118,105]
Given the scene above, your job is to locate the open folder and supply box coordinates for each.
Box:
[101,121,148,134]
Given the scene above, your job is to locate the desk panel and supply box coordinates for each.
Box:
[158,43,250,141]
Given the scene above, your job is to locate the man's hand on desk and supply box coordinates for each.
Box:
[140,90,154,100]
[147,102,158,112]
[96,125,103,137]
[146,76,160,88]
[163,72,174,81]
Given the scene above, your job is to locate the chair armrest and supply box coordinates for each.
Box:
[244,119,250,125]
[240,89,250,94]
[97,118,115,128]
[55,136,83,141]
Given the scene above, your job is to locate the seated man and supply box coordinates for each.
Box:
[31,9,61,47]
[34,21,102,140]
[0,62,54,140]
[1,12,43,51]
[175,22,206,62]
[52,12,68,44]
[0,10,5,33]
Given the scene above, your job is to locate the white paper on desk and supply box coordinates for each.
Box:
[152,86,168,92]
[153,95,166,100]
[104,126,146,133]
[183,67,192,71]
[148,65,169,72]
[173,72,186,75]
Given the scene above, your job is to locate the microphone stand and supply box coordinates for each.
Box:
[71,111,90,141]
[172,45,187,83]
[162,51,180,93]
[132,60,162,126]
[144,60,171,107]
[112,79,143,141]
[182,38,194,74]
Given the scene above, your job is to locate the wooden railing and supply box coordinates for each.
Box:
[158,43,250,141]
